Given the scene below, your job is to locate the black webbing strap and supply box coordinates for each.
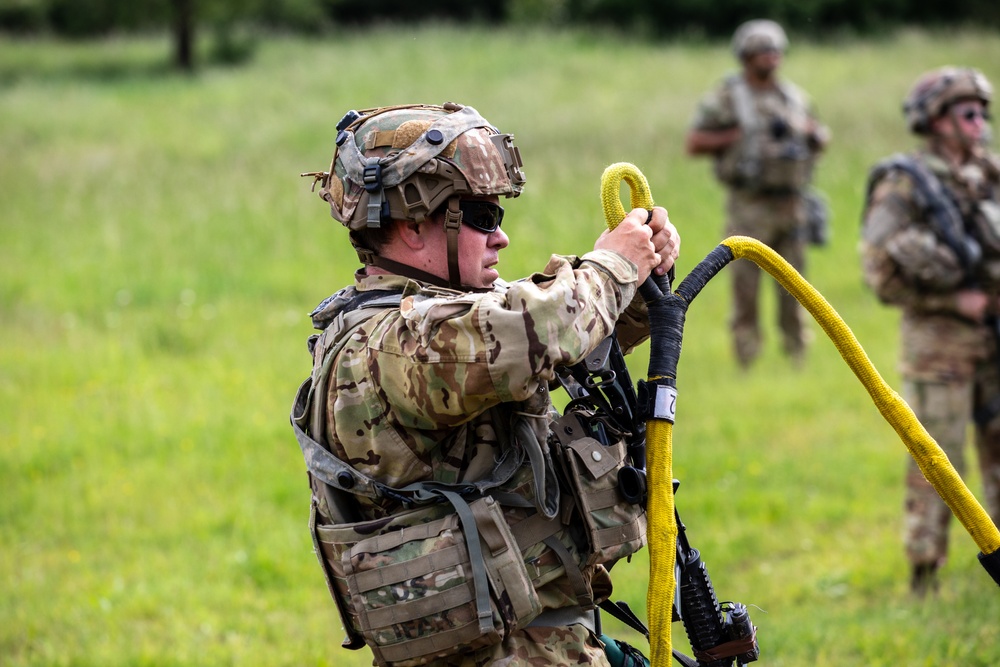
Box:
[865,154,979,276]
[598,599,649,640]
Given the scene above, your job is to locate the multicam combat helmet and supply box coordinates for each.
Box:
[303,103,525,289]
[903,66,993,135]
[731,19,788,60]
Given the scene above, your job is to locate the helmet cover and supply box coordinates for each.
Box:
[731,19,788,59]
[312,103,525,230]
[903,66,993,135]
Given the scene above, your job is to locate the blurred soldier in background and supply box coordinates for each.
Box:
[686,19,831,369]
[293,102,678,665]
[861,67,1000,596]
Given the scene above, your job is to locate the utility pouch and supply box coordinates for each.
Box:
[973,199,1000,254]
[714,142,813,193]
[549,410,646,568]
[804,188,831,246]
[754,140,813,192]
[712,149,750,188]
[314,496,541,667]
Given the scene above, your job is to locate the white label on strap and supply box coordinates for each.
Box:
[654,385,677,422]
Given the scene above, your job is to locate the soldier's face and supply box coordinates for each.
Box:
[745,49,781,78]
[934,99,988,148]
[425,195,510,289]
[950,100,988,143]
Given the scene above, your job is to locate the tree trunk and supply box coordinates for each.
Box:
[172,0,195,72]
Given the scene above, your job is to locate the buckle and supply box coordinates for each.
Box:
[354,247,377,265]
[362,163,382,192]
[444,199,462,231]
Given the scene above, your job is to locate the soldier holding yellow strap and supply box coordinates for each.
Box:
[293,102,678,666]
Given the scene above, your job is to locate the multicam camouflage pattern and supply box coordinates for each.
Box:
[449,624,614,667]
[725,189,808,366]
[861,149,1000,380]
[318,249,641,497]
[305,248,647,665]
[861,147,1000,566]
[316,104,525,230]
[550,410,647,567]
[315,496,542,667]
[901,379,976,567]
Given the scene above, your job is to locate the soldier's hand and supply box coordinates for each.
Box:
[594,208,663,285]
[957,289,989,322]
[646,206,680,276]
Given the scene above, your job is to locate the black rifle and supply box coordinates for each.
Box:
[560,332,759,667]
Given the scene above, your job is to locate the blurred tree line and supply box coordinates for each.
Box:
[2,0,998,70]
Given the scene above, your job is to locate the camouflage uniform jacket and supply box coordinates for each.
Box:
[308,248,649,616]
[861,148,1000,381]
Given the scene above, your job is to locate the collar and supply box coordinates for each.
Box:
[355,268,508,297]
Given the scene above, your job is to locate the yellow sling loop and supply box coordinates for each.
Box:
[601,162,676,666]
[600,162,1000,666]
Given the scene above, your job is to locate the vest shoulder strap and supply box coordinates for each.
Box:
[291,290,536,509]
[864,153,979,273]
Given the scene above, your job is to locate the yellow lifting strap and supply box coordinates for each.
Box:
[601,162,676,667]
[721,235,1000,555]
[600,162,1000,667]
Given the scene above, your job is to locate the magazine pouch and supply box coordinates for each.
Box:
[549,410,647,568]
[314,495,540,667]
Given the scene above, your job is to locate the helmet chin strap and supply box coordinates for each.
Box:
[354,199,493,293]
[362,252,453,289]
[443,197,464,289]
[930,113,975,163]
[950,113,974,154]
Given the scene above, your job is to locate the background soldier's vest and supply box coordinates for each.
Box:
[714,74,816,194]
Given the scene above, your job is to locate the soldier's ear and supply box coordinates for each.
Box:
[397,219,426,250]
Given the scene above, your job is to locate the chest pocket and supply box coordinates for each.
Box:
[714,77,815,193]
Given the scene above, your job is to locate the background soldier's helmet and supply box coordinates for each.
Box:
[311,103,525,231]
[903,67,993,135]
[731,19,788,60]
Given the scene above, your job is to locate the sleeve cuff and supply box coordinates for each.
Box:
[579,249,639,285]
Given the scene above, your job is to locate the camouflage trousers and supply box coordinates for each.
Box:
[435,623,612,667]
[724,189,808,368]
[902,376,1000,567]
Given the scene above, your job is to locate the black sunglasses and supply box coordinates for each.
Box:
[955,107,990,123]
[458,200,504,234]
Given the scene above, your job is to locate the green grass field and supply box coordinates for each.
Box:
[3,25,1000,666]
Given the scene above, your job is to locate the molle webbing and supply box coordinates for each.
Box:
[293,287,628,664]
